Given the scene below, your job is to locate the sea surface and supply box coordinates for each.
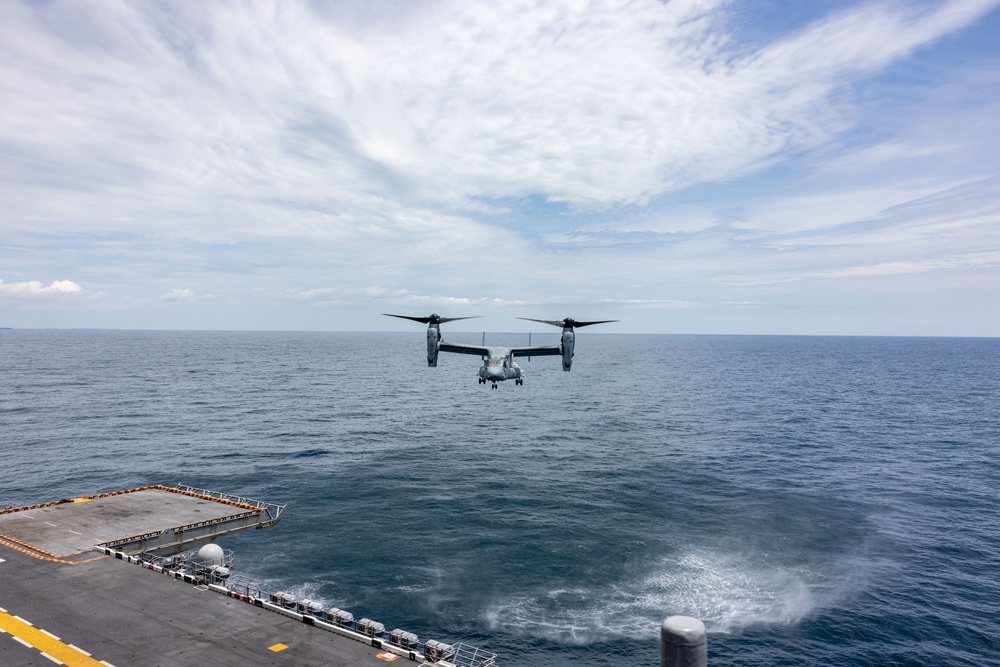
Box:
[2,330,999,666]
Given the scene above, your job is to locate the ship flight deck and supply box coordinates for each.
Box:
[0,485,489,667]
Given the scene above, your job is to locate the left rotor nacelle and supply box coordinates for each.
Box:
[383,313,480,368]
[426,323,441,367]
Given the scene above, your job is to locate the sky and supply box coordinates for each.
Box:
[2,0,999,335]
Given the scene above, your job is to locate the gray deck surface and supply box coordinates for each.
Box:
[0,489,254,556]
[0,546,393,667]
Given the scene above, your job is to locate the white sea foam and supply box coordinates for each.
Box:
[396,584,434,593]
[641,552,818,632]
[484,549,846,644]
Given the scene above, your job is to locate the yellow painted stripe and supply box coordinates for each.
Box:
[0,609,106,666]
[0,536,106,564]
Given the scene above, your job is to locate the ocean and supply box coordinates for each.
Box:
[1,329,998,666]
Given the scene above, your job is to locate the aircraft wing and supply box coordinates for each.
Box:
[439,342,491,357]
[510,345,562,358]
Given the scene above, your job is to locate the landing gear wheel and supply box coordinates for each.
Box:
[491,383,497,389]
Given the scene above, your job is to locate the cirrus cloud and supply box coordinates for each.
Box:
[1,0,998,334]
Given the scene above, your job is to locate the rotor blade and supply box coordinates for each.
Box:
[517,317,618,328]
[567,319,618,328]
[517,317,568,328]
[383,313,481,325]
[383,313,434,324]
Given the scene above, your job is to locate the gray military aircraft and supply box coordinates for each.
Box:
[383,314,617,388]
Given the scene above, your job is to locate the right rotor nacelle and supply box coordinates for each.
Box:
[518,316,618,373]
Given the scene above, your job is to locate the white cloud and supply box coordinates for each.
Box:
[1,0,998,333]
[285,288,344,302]
[4,0,996,241]
[725,250,1000,287]
[327,0,1000,208]
[0,279,84,297]
[821,252,1000,279]
[397,293,527,308]
[161,289,196,302]
[599,298,695,307]
[734,182,965,235]
[743,0,999,78]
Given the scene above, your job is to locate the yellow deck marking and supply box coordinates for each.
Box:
[0,609,105,666]
[2,485,260,516]
[268,642,289,652]
[0,535,106,565]
[376,651,401,661]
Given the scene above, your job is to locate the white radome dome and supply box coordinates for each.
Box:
[197,543,224,564]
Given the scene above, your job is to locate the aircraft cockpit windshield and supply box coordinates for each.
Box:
[486,358,507,368]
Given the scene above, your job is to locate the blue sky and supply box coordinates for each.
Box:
[2,0,999,335]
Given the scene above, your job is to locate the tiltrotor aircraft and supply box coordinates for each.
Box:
[383,313,617,388]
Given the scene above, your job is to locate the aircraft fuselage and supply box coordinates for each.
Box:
[478,355,523,386]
